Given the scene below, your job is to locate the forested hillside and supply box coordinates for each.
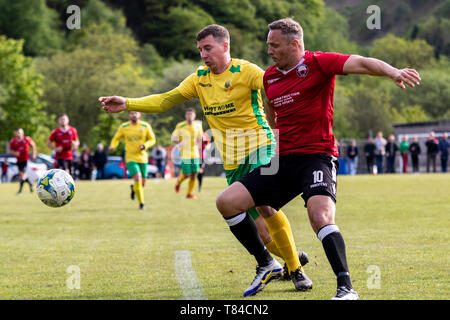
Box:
[0,0,448,152]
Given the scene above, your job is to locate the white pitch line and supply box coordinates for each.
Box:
[174,250,206,300]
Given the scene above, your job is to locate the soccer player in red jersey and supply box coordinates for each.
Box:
[47,114,80,175]
[9,128,37,194]
[216,18,421,300]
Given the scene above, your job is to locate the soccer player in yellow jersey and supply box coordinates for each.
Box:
[109,111,156,210]
[99,24,311,296]
[172,108,203,199]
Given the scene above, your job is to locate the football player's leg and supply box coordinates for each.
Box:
[308,196,357,299]
[216,182,282,296]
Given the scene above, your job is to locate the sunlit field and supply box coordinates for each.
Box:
[0,174,448,300]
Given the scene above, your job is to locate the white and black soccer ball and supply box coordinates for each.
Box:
[36,169,75,208]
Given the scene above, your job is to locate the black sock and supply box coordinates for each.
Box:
[197,173,203,190]
[318,225,352,289]
[18,179,24,192]
[225,212,272,267]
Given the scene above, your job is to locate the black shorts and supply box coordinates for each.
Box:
[56,159,73,172]
[239,153,339,210]
[17,161,28,173]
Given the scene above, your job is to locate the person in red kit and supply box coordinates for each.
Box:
[215,18,421,300]
[47,114,80,175]
[9,128,37,194]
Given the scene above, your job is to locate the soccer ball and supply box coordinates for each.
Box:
[36,169,75,208]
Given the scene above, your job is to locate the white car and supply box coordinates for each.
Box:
[0,154,48,183]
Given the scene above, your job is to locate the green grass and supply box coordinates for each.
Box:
[0,174,449,300]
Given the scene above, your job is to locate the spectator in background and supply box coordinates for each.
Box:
[1,158,7,182]
[439,132,449,173]
[364,137,376,174]
[385,134,398,173]
[171,144,182,178]
[152,144,167,178]
[374,131,387,174]
[425,131,439,173]
[409,136,421,173]
[94,143,107,179]
[346,139,358,175]
[399,135,410,173]
[79,145,93,180]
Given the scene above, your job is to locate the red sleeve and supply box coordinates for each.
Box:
[49,130,56,142]
[314,52,350,76]
[26,136,33,145]
[9,139,14,151]
[72,127,79,141]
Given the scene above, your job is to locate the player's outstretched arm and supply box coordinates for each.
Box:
[343,55,421,89]
[99,88,188,114]
[99,96,127,113]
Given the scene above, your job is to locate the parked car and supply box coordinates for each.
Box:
[102,156,157,179]
[0,153,48,183]
[33,153,55,170]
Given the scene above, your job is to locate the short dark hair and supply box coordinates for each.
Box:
[58,113,68,119]
[268,18,303,44]
[196,24,230,43]
[185,107,196,113]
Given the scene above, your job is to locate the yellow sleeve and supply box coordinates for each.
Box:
[144,125,156,150]
[126,88,188,113]
[245,63,265,90]
[171,125,181,143]
[177,73,199,100]
[110,126,124,149]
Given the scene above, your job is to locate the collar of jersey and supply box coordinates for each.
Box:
[210,58,234,77]
[276,57,305,75]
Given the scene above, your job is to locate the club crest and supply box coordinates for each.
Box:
[296,64,308,77]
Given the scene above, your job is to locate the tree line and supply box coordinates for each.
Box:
[0,0,449,155]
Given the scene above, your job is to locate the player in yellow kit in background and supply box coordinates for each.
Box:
[172,108,203,199]
[109,111,156,210]
[99,24,311,296]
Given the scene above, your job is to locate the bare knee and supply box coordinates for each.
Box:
[216,183,255,218]
[307,195,336,234]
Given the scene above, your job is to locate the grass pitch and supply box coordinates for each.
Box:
[0,174,448,300]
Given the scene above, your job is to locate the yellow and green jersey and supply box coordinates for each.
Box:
[178,59,274,170]
[172,120,203,160]
[126,58,275,170]
[110,120,156,163]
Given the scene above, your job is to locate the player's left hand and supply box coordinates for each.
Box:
[391,68,421,89]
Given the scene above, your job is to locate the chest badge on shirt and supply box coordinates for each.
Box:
[296,64,309,78]
[224,80,233,91]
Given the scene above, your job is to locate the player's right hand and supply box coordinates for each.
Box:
[99,96,127,113]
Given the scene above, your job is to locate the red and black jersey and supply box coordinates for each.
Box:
[9,136,33,162]
[48,126,79,160]
[263,50,350,157]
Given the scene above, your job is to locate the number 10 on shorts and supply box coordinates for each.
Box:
[313,170,323,183]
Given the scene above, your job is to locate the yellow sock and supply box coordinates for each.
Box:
[187,178,195,195]
[177,172,187,185]
[265,239,283,259]
[264,210,302,273]
[134,181,144,204]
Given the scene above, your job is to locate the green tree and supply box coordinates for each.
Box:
[0,36,49,151]
[370,34,435,69]
[158,6,215,60]
[35,24,154,148]
[0,0,64,56]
